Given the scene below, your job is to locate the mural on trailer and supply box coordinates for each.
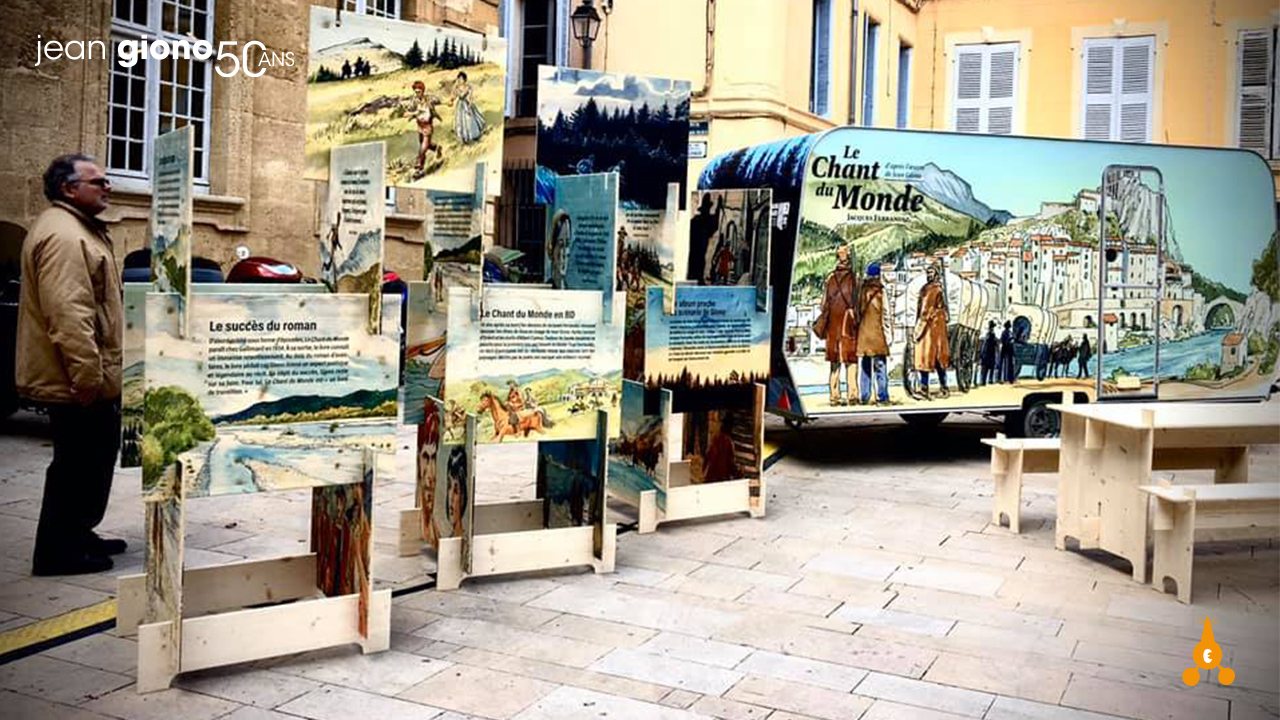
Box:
[307,6,504,194]
[443,286,624,443]
[702,129,1280,416]
[607,380,669,511]
[536,66,690,260]
[142,293,400,500]
[643,285,771,395]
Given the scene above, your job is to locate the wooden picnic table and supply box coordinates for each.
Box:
[1050,402,1279,582]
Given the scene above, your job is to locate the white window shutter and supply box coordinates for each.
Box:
[987,46,1017,135]
[1083,39,1116,140]
[1237,28,1274,155]
[953,46,984,132]
[1118,37,1153,142]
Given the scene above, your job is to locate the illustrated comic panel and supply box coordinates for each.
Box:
[319,142,385,332]
[150,126,193,334]
[538,434,605,533]
[143,292,400,500]
[311,450,374,635]
[607,380,669,512]
[545,173,618,305]
[535,66,690,276]
[307,6,505,194]
[403,184,485,424]
[687,189,772,305]
[415,397,448,550]
[434,414,476,573]
[443,285,625,444]
[784,129,1280,416]
[680,384,764,486]
[643,285,771,409]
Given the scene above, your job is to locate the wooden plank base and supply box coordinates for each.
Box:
[435,524,616,591]
[630,478,764,534]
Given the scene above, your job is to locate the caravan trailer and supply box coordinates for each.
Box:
[699,128,1279,436]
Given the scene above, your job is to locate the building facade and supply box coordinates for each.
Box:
[0,0,1276,281]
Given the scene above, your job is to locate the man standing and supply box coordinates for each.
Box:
[1078,333,1093,378]
[18,155,127,575]
[979,320,999,386]
[913,265,950,400]
[687,194,722,284]
[818,245,859,405]
[856,262,891,404]
[999,320,1016,383]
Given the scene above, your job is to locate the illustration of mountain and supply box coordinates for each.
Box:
[214,388,397,425]
[1106,172,1182,262]
[915,163,1013,226]
[347,228,384,275]
[312,37,403,76]
[436,235,482,263]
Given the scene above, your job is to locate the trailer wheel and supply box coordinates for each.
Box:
[1007,399,1060,438]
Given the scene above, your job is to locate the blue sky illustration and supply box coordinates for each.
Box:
[810,129,1276,292]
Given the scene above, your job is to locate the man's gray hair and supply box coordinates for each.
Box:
[43,154,98,202]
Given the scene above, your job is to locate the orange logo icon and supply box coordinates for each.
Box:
[1183,617,1234,687]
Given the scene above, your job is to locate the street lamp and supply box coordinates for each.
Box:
[571,0,603,70]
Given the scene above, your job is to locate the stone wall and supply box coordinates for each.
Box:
[0,0,498,279]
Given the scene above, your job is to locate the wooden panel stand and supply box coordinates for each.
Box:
[434,512,617,591]
[614,384,768,534]
[120,452,387,693]
[982,434,1061,533]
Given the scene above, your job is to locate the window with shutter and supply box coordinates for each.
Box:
[810,0,832,118]
[862,18,879,126]
[1236,27,1276,158]
[951,42,1019,135]
[1081,36,1154,142]
[897,44,912,129]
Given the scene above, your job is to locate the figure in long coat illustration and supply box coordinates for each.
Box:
[818,245,859,405]
[856,262,891,404]
[979,320,999,386]
[913,264,950,399]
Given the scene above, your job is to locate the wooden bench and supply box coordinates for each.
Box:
[982,434,1061,533]
[1140,482,1280,604]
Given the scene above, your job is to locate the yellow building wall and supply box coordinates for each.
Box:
[914,0,1278,148]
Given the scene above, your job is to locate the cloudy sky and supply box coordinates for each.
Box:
[309,6,504,65]
[537,66,691,128]
[146,293,400,418]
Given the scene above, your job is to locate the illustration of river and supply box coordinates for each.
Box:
[1095,328,1230,380]
[192,419,396,497]
[403,356,444,425]
[794,328,1233,397]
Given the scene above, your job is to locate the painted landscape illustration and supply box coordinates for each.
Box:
[443,286,624,443]
[141,293,401,499]
[307,6,505,193]
[643,285,771,394]
[701,129,1280,415]
[607,380,668,510]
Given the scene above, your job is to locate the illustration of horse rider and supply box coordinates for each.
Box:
[523,387,555,428]
[505,379,525,428]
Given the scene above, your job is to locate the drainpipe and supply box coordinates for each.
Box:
[691,0,716,100]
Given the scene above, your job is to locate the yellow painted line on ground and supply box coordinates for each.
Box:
[0,599,117,656]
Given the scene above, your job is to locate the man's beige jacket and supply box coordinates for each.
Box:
[16,201,123,404]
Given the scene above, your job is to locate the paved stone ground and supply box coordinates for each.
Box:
[0,408,1277,720]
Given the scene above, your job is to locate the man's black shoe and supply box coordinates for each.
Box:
[32,553,114,577]
[88,534,128,556]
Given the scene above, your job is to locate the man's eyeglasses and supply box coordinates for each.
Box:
[71,177,111,188]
